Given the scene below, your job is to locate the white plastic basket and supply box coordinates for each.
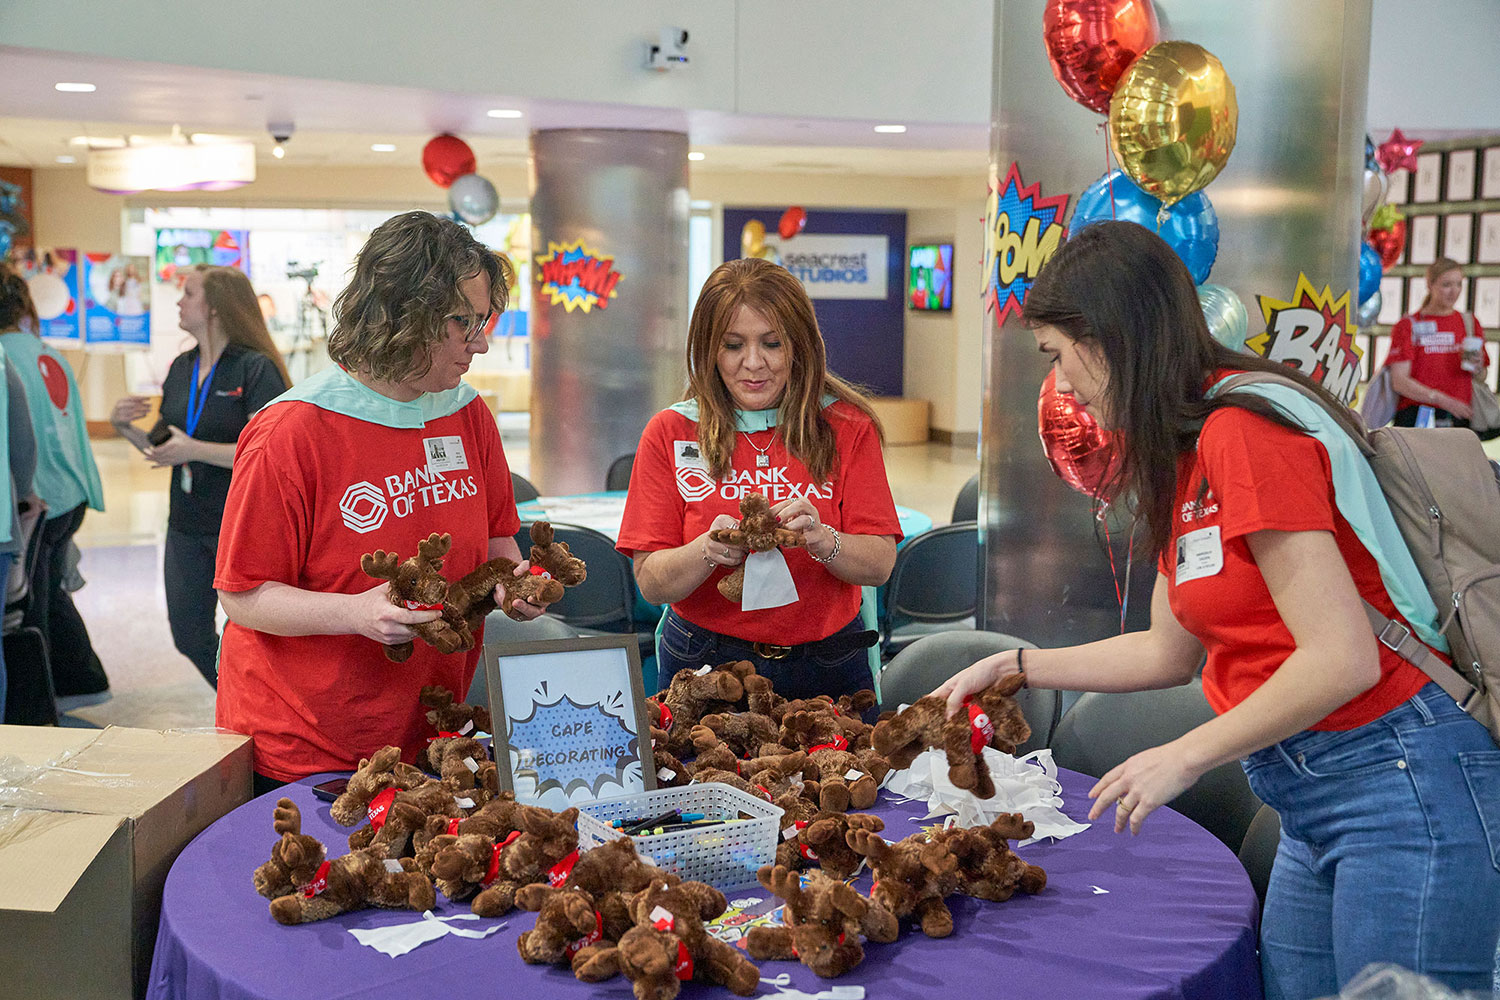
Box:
[575,782,783,890]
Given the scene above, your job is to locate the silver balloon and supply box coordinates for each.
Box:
[1361,165,1388,228]
[1199,283,1250,352]
[1356,289,1382,328]
[448,173,499,225]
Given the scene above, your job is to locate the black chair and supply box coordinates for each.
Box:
[880,521,978,657]
[542,523,656,661]
[1049,677,1263,852]
[951,474,979,524]
[1237,803,1281,907]
[605,453,636,492]
[466,613,579,707]
[510,472,540,503]
[3,495,58,726]
[879,630,1057,754]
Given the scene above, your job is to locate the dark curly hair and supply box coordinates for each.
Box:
[329,212,514,383]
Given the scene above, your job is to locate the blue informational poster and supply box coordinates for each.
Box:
[12,247,83,344]
[82,253,152,347]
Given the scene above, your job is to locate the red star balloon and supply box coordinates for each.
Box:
[1375,128,1422,174]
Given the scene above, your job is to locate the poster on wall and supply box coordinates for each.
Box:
[82,253,152,347]
[1246,274,1364,404]
[11,247,82,344]
[984,162,1069,327]
[153,228,249,287]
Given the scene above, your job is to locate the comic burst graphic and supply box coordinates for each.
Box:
[984,162,1069,327]
[1247,274,1365,404]
[534,239,622,313]
[507,685,639,799]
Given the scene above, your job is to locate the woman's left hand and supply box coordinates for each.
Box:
[145,426,200,468]
[771,497,836,560]
[494,560,549,621]
[1086,741,1206,835]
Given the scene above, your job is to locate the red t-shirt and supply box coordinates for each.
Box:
[1160,404,1428,730]
[1386,311,1488,409]
[617,401,902,644]
[213,397,520,781]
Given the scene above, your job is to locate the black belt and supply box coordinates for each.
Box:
[712,629,879,662]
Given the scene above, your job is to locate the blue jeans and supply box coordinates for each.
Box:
[1242,683,1500,999]
[655,608,873,702]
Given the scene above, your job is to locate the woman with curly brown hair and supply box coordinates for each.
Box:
[618,257,900,698]
[214,212,549,792]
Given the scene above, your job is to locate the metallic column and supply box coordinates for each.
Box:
[528,129,690,495]
[982,1,1372,646]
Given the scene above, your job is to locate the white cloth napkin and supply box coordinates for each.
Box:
[881,747,1089,845]
[347,911,507,957]
[740,548,799,611]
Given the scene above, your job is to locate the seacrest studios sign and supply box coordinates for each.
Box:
[723,208,905,397]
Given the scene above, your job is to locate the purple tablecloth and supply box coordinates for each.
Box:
[146,768,1262,1000]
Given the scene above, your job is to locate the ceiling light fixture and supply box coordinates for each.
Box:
[55,155,77,164]
[69,135,126,148]
[54,82,96,93]
[272,144,285,159]
[86,131,257,194]
[688,151,705,161]
[873,124,907,134]
[487,109,524,119]
[370,143,397,152]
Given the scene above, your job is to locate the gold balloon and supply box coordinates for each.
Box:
[1108,41,1237,209]
[741,219,766,258]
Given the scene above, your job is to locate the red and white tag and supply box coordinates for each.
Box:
[564,910,604,959]
[649,905,676,932]
[809,735,849,754]
[967,701,994,754]
[656,702,674,731]
[403,599,444,611]
[446,817,463,837]
[301,859,330,898]
[547,849,581,888]
[485,830,523,886]
[674,940,694,980]
[366,787,397,830]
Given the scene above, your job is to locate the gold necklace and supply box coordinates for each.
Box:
[741,430,774,468]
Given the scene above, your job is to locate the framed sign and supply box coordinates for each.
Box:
[1443,213,1475,264]
[1378,275,1404,325]
[1482,147,1500,200]
[1479,212,1500,265]
[1387,168,1411,205]
[1408,277,1428,314]
[1408,215,1439,266]
[1445,149,1478,203]
[482,635,654,811]
[1412,153,1443,204]
[1473,276,1500,329]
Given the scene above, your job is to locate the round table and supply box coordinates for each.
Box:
[146,768,1261,1000]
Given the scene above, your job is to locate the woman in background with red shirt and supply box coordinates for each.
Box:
[1386,256,1489,431]
[934,222,1500,999]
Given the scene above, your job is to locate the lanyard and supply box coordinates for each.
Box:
[184,354,220,438]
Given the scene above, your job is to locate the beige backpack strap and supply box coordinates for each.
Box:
[1361,600,1481,710]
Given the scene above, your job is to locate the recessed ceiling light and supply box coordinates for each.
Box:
[55,82,96,93]
[55,155,77,164]
[272,145,285,159]
[487,108,524,119]
[688,151,705,161]
[873,124,907,134]
[69,135,126,148]
[370,143,397,152]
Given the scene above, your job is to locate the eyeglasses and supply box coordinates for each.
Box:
[446,308,496,344]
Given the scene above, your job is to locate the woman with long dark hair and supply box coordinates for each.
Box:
[932,222,1500,998]
[111,266,290,688]
[618,257,900,698]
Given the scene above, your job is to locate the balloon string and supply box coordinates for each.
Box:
[1097,507,1133,635]
[1104,130,1116,220]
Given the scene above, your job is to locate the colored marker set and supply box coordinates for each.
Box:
[612,809,739,836]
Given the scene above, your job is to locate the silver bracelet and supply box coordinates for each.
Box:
[808,526,841,564]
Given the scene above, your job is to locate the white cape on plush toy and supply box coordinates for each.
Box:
[882,747,1089,846]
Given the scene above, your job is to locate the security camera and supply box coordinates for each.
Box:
[647,26,689,71]
[268,122,295,144]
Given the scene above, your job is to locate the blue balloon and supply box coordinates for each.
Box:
[1365,134,1378,172]
[1359,242,1381,304]
[1072,170,1219,284]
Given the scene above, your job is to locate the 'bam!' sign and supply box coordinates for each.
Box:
[984,162,1069,327]
[1247,275,1365,405]
[535,240,623,314]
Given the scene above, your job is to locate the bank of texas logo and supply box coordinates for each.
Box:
[534,239,623,313]
[340,481,388,534]
[676,467,715,503]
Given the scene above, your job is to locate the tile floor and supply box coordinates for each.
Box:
[63,418,978,731]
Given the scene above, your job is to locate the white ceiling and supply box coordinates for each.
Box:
[0,46,988,175]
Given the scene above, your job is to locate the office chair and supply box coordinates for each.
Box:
[881,521,978,657]
[510,472,540,503]
[466,613,580,707]
[605,453,636,492]
[951,474,979,524]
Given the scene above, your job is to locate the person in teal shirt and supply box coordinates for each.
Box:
[0,268,107,698]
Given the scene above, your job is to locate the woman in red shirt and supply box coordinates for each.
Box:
[935,222,1500,999]
[1386,256,1489,431]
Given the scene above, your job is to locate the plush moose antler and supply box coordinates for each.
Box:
[361,533,468,661]
[708,492,805,603]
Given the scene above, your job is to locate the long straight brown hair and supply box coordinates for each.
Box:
[196,265,292,389]
[685,257,881,482]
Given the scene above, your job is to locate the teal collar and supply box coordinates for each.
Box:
[669,393,838,430]
[266,366,477,428]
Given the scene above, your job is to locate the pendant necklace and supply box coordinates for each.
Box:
[742,430,774,468]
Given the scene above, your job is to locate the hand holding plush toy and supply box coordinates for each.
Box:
[708,492,804,603]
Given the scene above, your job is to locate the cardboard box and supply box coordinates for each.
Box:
[0,725,252,999]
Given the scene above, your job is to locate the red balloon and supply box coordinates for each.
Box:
[777,206,807,241]
[421,134,477,188]
[1369,218,1408,270]
[1375,128,1422,175]
[1042,0,1160,114]
[1038,370,1119,497]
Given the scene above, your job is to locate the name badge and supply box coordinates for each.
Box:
[1175,525,1223,584]
[674,440,708,471]
[423,435,468,473]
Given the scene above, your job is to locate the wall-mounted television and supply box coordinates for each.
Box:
[908,243,953,311]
